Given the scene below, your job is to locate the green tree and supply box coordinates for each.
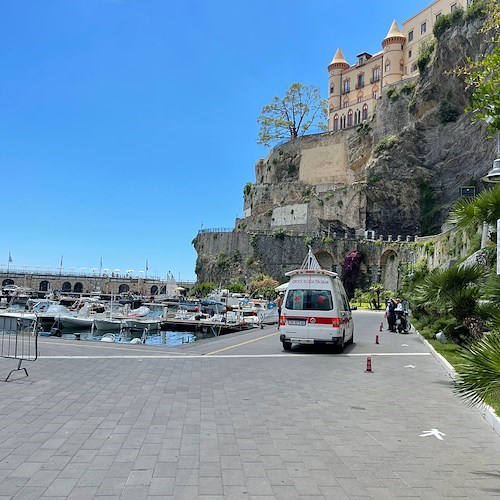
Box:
[248,274,280,300]
[461,0,500,134]
[369,283,385,309]
[191,282,217,298]
[257,83,327,147]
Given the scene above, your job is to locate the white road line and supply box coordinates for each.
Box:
[37,352,432,359]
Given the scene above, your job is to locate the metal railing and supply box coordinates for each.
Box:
[0,316,39,382]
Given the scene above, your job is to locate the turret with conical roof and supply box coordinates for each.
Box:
[327,48,350,130]
[381,20,406,87]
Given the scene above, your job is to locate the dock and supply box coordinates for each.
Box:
[160,318,255,336]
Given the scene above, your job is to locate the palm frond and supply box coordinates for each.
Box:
[454,331,500,407]
[448,185,500,229]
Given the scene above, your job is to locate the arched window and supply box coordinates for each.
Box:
[39,281,50,292]
[343,97,349,108]
[372,85,379,99]
[119,284,130,293]
[329,85,334,94]
[357,92,363,103]
[150,285,159,295]
[62,282,72,292]
[74,282,83,293]
[347,110,353,127]
[160,285,166,294]
[333,115,339,131]
[340,114,346,129]
[354,109,361,125]
[2,279,14,286]
[362,104,369,120]
[329,107,333,115]
[385,59,391,72]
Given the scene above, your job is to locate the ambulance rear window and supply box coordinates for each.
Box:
[285,289,333,311]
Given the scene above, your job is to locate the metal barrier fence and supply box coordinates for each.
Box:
[0,316,39,382]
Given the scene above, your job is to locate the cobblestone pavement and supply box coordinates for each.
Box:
[0,310,499,499]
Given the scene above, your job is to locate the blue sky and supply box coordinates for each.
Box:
[1,0,431,282]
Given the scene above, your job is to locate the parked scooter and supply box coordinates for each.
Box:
[395,300,411,334]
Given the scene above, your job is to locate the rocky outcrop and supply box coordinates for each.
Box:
[194,12,495,284]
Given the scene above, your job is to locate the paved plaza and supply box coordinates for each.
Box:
[0,310,499,499]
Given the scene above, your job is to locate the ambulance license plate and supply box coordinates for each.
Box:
[288,319,306,326]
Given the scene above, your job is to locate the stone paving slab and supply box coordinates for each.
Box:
[0,310,499,498]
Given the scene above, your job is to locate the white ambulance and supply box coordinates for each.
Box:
[279,251,354,352]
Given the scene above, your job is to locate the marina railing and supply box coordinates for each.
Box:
[0,316,39,382]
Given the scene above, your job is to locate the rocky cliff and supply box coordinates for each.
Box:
[194,10,495,284]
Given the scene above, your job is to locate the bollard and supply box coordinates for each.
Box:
[376,335,380,344]
[365,357,373,373]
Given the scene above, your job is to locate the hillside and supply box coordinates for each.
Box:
[194,8,496,284]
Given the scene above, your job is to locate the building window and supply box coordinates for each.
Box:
[356,73,364,89]
[340,114,346,129]
[343,97,349,108]
[362,104,368,121]
[347,110,353,127]
[408,50,412,58]
[421,22,427,34]
[385,60,391,72]
[466,0,473,5]
[408,30,414,42]
[411,63,418,72]
[329,107,333,115]
[333,115,339,131]
[372,67,380,83]
[357,93,363,103]
[343,80,350,93]
[373,90,379,99]
[330,85,334,94]
[358,56,364,65]
[436,12,442,20]
[451,3,458,12]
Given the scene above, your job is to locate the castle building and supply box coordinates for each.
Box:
[327,0,472,131]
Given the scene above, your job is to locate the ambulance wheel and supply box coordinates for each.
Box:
[282,341,292,351]
[336,335,345,353]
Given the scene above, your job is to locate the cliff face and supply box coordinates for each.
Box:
[194,13,495,284]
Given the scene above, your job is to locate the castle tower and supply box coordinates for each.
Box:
[381,20,406,87]
[327,48,349,131]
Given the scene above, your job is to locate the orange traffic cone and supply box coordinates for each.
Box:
[375,335,379,344]
[365,356,373,373]
[379,322,383,332]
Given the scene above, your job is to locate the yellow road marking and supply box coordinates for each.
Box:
[205,331,279,356]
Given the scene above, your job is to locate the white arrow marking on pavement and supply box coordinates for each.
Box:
[420,429,445,440]
[401,344,409,347]
[405,365,416,368]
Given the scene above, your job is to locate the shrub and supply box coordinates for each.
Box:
[417,39,436,73]
[244,182,252,196]
[287,164,297,175]
[374,136,397,153]
[303,236,314,246]
[433,13,453,39]
[273,227,286,239]
[464,0,489,20]
[386,87,399,101]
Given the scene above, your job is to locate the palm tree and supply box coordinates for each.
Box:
[413,264,489,344]
[455,331,500,407]
[448,184,500,230]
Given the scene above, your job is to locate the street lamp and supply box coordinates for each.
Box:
[482,132,500,183]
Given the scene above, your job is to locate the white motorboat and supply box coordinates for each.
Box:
[94,318,124,331]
